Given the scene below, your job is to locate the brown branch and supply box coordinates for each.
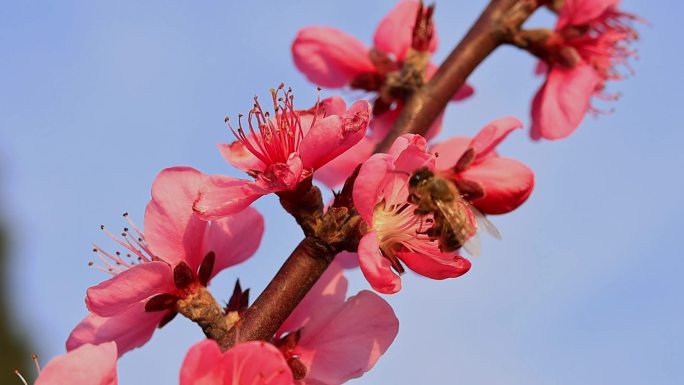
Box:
[375,0,542,153]
[219,236,337,349]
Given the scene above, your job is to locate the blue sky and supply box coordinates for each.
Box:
[1,1,681,384]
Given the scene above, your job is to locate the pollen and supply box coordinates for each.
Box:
[373,199,442,261]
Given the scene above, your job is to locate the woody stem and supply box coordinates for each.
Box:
[219,236,338,349]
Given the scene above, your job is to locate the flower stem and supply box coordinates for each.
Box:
[220,236,337,349]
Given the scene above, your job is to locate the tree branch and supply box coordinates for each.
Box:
[219,236,337,349]
[376,0,542,152]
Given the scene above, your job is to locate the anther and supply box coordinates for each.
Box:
[32,354,41,373]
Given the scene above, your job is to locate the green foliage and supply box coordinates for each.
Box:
[0,222,32,383]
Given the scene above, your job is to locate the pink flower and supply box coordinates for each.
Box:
[180,340,293,385]
[431,117,534,214]
[292,1,473,144]
[193,86,371,219]
[352,134,471,294]
[34,342,118,385]
[293,0,473,96]
[274,261,399,384]
[67,167,264,356]
[531,0,639,140]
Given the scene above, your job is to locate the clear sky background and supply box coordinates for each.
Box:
[1,1,681,384]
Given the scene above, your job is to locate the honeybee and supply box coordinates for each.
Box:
[408,167,501,255]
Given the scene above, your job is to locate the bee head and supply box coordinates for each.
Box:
[409,167,434,188]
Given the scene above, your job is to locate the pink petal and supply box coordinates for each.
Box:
[358,232,401,294]
[299,100,371,170]
[145,167,208,266]
[431,137,471,171]
[180,339,224,385]
[37,343,118,385]
[387,134,427,160]
[397,250,471,280]
[335,250,360,269]
[318,96,348,116]
[374,0,437,61]
[469,117,524,159]
[391,134,433,175]
[557,0,619,29]
[292,26,375,88]
[535,60,549,76]
[299,97,349,138]
[353,154,392,224]
[530,64,600,140]
[202,206,264,280]
[218,142,266,174]
[314,136,376,189]
[461,157,535,214]
[295,291,398,385]
[66,302,166,357]
[278,261,347,337]
[452,82,475,101]
[193,175,262,220]
[86,261,173,317]
[221,341,293,385]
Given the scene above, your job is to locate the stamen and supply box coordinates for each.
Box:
[14,370,28,385]
[91,214,156,276]
[228,85,307,169]
[32,354,41,374]
[123,212,146,242]
[100,224,147,261]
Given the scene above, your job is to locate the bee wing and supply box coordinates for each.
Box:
[463,234,481,257]
[468,204,502,240]
[434,198,476,253]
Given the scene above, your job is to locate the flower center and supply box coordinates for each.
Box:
[372,200,442,260]
[228,84,312,167]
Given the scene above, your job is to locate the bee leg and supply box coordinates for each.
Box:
[415,216,433,235]
[381,250,405,275]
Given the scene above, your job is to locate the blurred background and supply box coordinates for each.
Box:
[1,0,681,384]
